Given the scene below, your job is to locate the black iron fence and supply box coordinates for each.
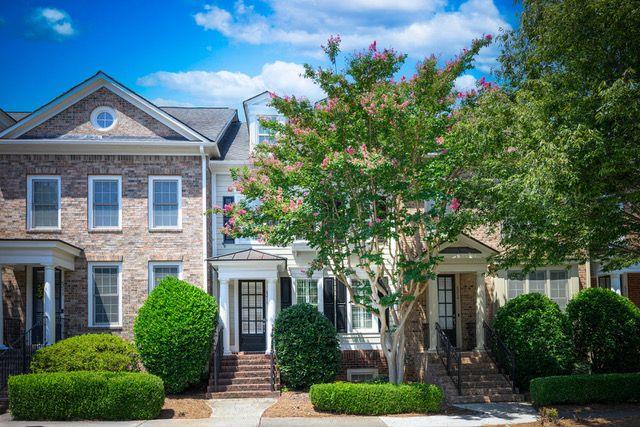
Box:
[269,331,278,392]
[211,323,224,391]
[483,321,517,393]
[435,322,461,394]
[0,320,44,392]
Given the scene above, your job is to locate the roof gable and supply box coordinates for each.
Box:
[0,109,16,131]
[0,72,211,142]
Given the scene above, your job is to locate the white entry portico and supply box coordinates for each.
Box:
[207,249,286,355]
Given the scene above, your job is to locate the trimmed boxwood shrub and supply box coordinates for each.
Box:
[9,371,164,420]
[530,373,640,406]
[566,287,640,373]
[134,276,218,393]
[310,382,443,415]
[273,303,340,390]
[30,334,140,373]
[493,293,573,390]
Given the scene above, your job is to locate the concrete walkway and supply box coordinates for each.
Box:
[0,401,538,427]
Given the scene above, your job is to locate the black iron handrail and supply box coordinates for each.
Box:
[211,323,224,391]
[435,322,461,395]
[483,321,517,393]
[269,331,278,392]
[0,319,45,392]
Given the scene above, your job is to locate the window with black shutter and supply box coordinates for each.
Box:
[222,196,235,243]
[322,277,347,333]
[280,277,292,310]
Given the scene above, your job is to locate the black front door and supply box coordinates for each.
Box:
[437,275,456,345]
[239,280,266,352]
[32,267,63,344]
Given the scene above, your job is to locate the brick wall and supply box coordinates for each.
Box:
[578,263,589,289]
[0,154,205,339]
[339,349,388,380]
[459,273,477,351]
[22,87,185,140]
[1,266,27,342]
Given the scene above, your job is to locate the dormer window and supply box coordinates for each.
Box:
[257,115,277,144]
[90,106,117,131]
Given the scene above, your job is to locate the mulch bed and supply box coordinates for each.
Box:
[157,393,212,419]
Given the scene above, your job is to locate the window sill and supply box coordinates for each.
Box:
[27,229,62,234]
[88,324,123,329]
[89,228,123,234]
[149,228,183,233]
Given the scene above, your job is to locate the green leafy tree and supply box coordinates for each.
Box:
[209,36,491,383]
[451,0,640,271]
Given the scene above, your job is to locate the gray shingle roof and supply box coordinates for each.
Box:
[160,107,236,142]
[217,120,250,160]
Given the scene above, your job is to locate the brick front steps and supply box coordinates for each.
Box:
[207,353,280,399]
[427,351,525,404]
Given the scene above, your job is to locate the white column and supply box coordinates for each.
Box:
[219,278,231,355]
[611,273,622,295]
[475,271,486,350]
[43,266,56,346]
[0,266,5,349]
[316,277,324,314]
[266,278,277,354]
[428,278,438,351]
[346,277,353,333]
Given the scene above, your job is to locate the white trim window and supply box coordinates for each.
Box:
[88,176,122,230]
[347,368,379,383]
[149,176,182,230]
[90,106,117,131]
[296,278,318,305]
[351,280,375,332]
[88,262,122,328]
[27,176,61,230]
[149,262,182,292]
[257,115,277,145]
[507,269,570,309]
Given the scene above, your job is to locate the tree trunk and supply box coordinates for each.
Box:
[381,321,407,385]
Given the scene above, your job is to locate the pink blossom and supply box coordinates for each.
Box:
[321,157,330,169]
[435,136,444,145]
[450,198,461,212]
[485,34,493,41]
[368,40,377,51]
[399,100,410,109]
[368,220,374,227]
[375,218,381,223]
[268,91,278,99]
[506,146,518,153]
[237,209,247,215]
[223,204,234,213]
[313,212,319,217]
[212,204,222,210]
[346,146,356,155]
[478,76,486,86]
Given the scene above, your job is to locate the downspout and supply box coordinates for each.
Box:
[200,146,209,291]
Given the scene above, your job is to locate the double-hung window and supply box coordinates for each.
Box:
[351,280,374,331]
[507,269,570,309]
[507,271,525,299]
[88,176,122,230]
[549,270,569,309]
[296,278,318,305]
[257,115,277,144]
[27,176,61,230]
[88,263,122,328]
[149,176,182,230]
[222,195,235,243]
[149,262,182,292]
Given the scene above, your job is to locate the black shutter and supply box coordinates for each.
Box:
[280,277,292,310]
[335,279,348,333]
[222,196,235,243]
[323,277,335,327]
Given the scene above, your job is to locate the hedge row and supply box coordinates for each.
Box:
[9,371,165,421]
[530,373,640,406]
[309,382,443,415]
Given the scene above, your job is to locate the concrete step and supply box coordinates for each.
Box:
[207,390,280,399]
[461,386,514,396]
[450,393,525,404]
[218,369,271,378]
[212,375,271,386]
[209,383,272,393]
[221,360,271,368]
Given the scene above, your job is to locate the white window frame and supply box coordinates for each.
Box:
[27,175,61,231]
[88,262,122,328]
[88,175,122,231]
[349,279,378,333]
[295,278,319,306]
[90,106,117,132]
[507,268,570,309]
[256,115,278,145]
[148,176,182,230]
[148,261,183,293]
[347,368,379,382]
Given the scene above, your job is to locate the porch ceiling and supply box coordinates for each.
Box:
[0,239,82,270]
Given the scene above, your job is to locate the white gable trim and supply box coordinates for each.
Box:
[0,72,211,143]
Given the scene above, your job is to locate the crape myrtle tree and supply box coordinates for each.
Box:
[210,36,492,384]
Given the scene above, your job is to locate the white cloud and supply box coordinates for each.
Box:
[152,98,194,108]
[454,74,477,92]
[26,7,76,41]
[194,0,508,64]
[138,61,325,107]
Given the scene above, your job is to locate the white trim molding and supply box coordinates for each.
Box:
[87,261,123,328]
[88,175,122,231]
[27,175,62,231]
[148,261,183,293]
[148,175,183,231]
[90,106,118,132]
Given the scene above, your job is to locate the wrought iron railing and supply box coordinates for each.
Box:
[0,320,45,392]
[435,322,461,395]
[211,323,224,391]
[269,331,278,392]
[483,321,517,393]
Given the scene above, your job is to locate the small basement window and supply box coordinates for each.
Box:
[346,368,378,383]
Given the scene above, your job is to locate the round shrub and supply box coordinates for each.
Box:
[566,287,640,373]
[273,303,341,390]
[9,371,165,421]
[134,276,218,393]
[493,293,573,390]
[30,334,140,373]
[310,382,443,415]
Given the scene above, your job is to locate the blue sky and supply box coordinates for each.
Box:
[0,0,520,114]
